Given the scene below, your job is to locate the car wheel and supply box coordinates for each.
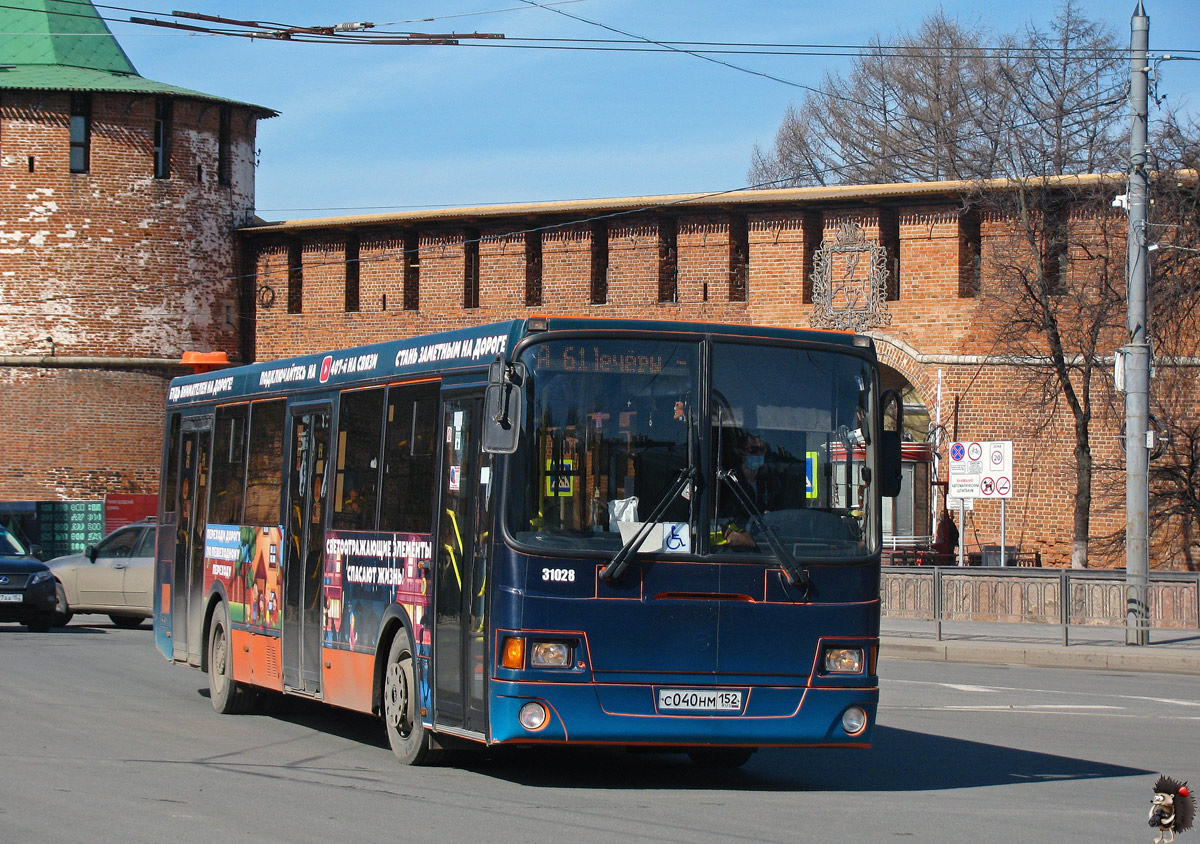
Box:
[382,628,442,766]
[49,581,73,627]
[686,747,756,769]
[25,618,51,633]
[109,614,144,629]
[208,603,253,714]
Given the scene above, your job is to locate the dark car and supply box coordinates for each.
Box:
[0,526,57,632]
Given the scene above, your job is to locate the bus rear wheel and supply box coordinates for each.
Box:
[383,629,441,766]
[208,603,253,714]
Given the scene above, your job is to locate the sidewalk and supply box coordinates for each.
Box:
[880,616,1200,675]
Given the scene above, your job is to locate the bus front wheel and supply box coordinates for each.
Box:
[383,629,441,766]
[208,603,253,714]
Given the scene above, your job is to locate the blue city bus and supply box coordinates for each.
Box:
[154,317,902,767]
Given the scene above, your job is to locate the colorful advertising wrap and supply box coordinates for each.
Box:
[202,524,283,630]
[323,530,433,654]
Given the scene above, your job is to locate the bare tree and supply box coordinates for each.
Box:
[1144,116,1200,568]
[749,12,1009,186]
[752,2,1200,569]
[977,179,1127,568]
[749,1,1125,187]
[970,3,1127,568]
[994,1,1127,178]
[1076,115,1200,569]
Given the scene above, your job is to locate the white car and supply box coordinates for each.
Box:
[46,521,155,628]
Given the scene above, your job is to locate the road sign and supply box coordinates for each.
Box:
[948,441,1014,499]
[805,451,819,499]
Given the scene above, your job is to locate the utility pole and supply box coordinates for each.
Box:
[1123,1,1151,646]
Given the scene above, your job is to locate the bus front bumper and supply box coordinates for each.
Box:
[487,680,878,748]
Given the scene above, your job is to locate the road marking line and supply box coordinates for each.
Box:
[939,704,1122,711]
[886,678,1200,707]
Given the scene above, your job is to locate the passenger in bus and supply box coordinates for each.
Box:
[343,487,366,518]
[722,433,783,549]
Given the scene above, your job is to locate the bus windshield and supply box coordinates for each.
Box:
[508,336,877,560]
[509,338,698,553]
[710,342,874,559]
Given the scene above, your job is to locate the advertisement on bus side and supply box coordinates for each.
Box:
[322,530,433,655]
[202,524,284,630]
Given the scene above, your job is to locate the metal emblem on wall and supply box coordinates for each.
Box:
[810,219,892,332]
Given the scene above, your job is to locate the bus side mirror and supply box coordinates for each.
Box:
[878,388,903,498]
[483,359,525,454]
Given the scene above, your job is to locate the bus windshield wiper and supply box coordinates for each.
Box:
[717,469,811,596]
[600,465,697,583]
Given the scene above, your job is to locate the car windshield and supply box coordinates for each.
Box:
[0,527,28,557]
[507,336,878,561]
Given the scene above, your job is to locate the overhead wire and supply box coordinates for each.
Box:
[370,0,596,27]
[10,1,1198,58]
[509,0,864,105]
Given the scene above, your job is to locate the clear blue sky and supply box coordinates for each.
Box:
[105,1,1200,220]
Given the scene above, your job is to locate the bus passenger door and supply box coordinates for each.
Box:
[282,405,331,696]
[172,416,212,664]
[433,395,491,736]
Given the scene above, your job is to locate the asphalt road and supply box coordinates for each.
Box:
[2,616,1196,844]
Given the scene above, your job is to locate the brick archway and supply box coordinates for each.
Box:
[868,333,940,442]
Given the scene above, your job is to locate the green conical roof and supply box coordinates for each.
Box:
[0,0,138,73]
[0,0,276,115]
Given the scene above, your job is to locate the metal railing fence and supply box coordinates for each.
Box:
[881,566,1200,645]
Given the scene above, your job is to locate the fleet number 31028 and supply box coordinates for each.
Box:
[541,568,575,582]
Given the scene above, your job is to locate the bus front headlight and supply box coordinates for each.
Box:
[529,641,571,668]
[823,647,864,674]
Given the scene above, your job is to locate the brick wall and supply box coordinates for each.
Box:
[0,367,165,498]
[0,90,261,500]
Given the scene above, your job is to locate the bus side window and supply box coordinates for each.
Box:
[379,383,439,533]
[210,404,248,525]
[244,399,286,526]
[162,413,181,518]
[333,388,385,531]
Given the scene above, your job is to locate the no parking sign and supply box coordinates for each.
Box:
[948,441,1014,499]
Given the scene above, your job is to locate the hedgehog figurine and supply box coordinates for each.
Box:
[1151,775,1196,844]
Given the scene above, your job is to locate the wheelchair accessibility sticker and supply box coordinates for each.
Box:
[663,522,691,554]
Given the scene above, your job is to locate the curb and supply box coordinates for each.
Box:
[881,638,1200,676]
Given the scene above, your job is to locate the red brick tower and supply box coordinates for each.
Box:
[0,1,274,505]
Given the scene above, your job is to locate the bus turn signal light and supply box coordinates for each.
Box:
[502,637,525,669]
